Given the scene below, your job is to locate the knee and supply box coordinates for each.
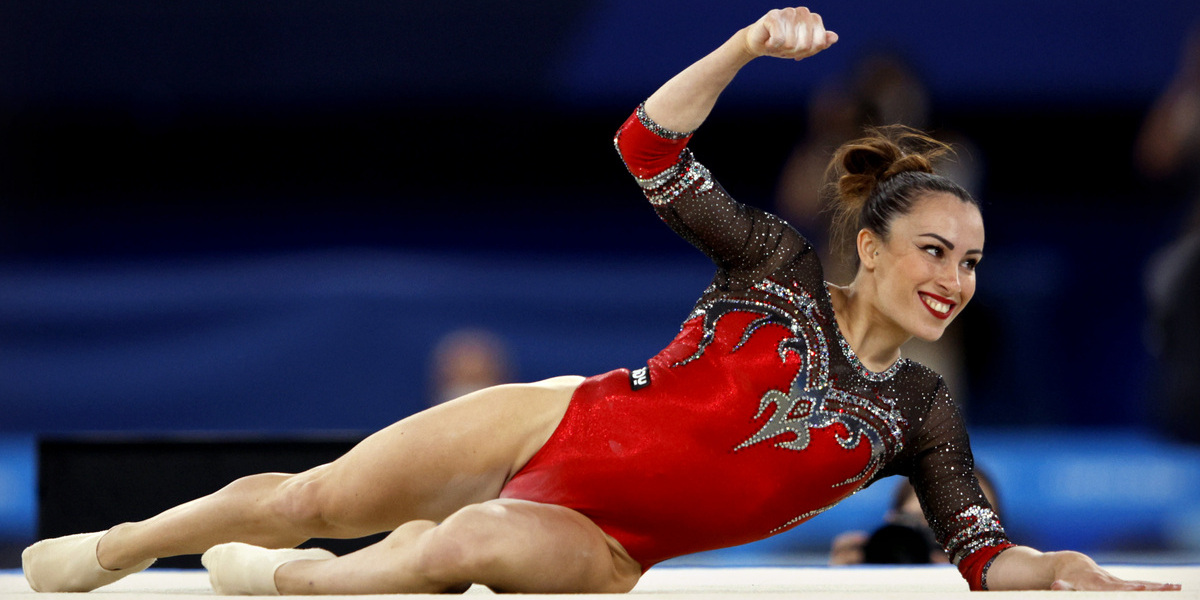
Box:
[262,469,337,531]
[412,504,506,585]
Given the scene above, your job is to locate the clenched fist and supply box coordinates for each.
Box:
[744,7,838,61]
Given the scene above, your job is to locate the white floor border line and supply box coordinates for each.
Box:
[0,565,1196,597]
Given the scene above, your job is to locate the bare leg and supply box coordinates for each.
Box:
[96,473,305,570]
[25,376,582,592]
[267,499,642,595]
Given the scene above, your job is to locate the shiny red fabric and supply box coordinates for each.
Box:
[500,311,873,569]
[613,111,692,179]
[958,543,1017,591]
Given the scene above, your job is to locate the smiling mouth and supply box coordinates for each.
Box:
[919,292,956,320]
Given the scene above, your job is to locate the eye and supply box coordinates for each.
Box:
[921,245,944,258]
[962,258,980,271]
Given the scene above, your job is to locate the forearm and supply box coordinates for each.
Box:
[641,7,836,136]
[642,28,757,134]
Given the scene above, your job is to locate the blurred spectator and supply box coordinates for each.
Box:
[829,470,1001,565]
[1136,22,1200,444]
[775,51,983,402]
[428,328,514,406]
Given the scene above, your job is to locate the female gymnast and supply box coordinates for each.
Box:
[22,7,1181,595]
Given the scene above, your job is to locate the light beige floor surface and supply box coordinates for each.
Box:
[1,565,1196,599]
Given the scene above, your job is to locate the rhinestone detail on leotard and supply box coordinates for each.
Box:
[675,275,907,498]
[635,102,693,140]
[945,505,1010,565]
[642,150,714,206]
[832,313,907,381]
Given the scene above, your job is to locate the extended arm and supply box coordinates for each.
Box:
[642,7,837,133]
[909,382,1181,591]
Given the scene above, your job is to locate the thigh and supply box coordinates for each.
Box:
[298,376,583,532]
[434,499,642,594]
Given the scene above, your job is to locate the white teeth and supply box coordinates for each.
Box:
[922,295,950,314]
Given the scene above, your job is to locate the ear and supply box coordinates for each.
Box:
[856,229,882,270]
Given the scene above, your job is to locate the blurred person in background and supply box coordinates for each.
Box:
[1136,22,1200,445]
[830,469,1001,565]
[428,328,514,406]
[23,7,1180,595]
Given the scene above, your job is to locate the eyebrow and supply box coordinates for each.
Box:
[919,233,983,255]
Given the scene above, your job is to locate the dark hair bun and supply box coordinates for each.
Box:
[831,126,943,211]
[823,125,964,268]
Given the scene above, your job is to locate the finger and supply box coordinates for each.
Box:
[764,10,789,51]
[1128,580,1181,591]
[791,18,809,55]
[769,9,794,53]
[810,14,827,53]
[811,12,837,51]
[771,6,801,55]
[796,7,817,54]
[1066,576,1179,592]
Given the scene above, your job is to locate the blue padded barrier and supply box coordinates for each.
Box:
[0,436,35,539]
[677,429,1200,562]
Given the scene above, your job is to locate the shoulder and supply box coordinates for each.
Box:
[893,359,951,399]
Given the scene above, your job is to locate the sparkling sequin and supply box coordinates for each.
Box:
[674,277,906,492]
[944,505,1010,565]
[980,547,1011,591]
[633,161,684,190]
[837,332,907,381]
[770,502,837,534]
[636,102,693,139]
[643,150,714,206]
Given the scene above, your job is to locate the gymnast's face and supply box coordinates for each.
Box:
[862,192,984,342]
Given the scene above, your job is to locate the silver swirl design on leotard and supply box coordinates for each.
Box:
[677,278,906,492]
[612,145,715,206]
[944,505,1010,565]
[632,161,683,190]
[641,150,714,206]
[769,502,837,534]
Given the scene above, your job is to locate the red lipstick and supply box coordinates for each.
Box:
[918,292,956,320]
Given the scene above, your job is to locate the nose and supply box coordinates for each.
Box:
[936,261,961,297]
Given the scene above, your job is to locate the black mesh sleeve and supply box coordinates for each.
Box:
[905,379,1011,565]
[643,150,816,285]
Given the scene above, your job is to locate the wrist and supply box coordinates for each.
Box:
[730,27,762,66]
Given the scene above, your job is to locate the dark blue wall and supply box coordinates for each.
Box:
[3,0,1198,429]
[1,1,1193,108]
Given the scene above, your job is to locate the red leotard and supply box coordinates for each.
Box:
[499,106,1013,589]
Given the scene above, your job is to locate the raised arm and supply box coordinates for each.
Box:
[642,7,837,133]
[612,8,836,277]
